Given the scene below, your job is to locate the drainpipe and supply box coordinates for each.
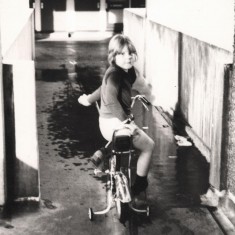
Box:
[66,0,75,37]
[219,14,235,215]
[34,0,42,32]
[224,62,235,194]
[222,3,235,195]
[0,23,6,206]
[99,0,107,32]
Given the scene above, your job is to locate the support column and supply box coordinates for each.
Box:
[35,0,42,32]
[99,0,107,31]
[3,61,39,200]
[66,0,76,34]
[0,25,6,206]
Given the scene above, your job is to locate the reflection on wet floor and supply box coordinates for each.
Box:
[34,38,214,235]
[148,109,210,208]
[38,73,105,149]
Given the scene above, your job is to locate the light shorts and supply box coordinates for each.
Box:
[99,117,154,153]
[99,117,123,141]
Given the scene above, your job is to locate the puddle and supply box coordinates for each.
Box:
[73,163,82,166]
[45,80,106,158]
[0,220,14,229]
[42,199,57,210]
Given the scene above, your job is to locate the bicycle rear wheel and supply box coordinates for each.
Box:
[115,199,129,222]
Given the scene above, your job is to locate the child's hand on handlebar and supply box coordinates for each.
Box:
[78,94,92,106]
[115,114,135,132]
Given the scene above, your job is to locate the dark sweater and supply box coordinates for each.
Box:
[100,65,136,121]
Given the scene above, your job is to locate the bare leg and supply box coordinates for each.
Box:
[132,128,155,176]
[136,148,154,176]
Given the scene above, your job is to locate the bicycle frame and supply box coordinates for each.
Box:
[88,95,150,220]
[89,128,133,216]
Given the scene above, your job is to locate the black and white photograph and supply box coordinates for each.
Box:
[0,0,234,234]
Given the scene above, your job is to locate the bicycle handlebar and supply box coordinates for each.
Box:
[131,95,151,111]
[123,95,151,124]
[123,114,135,124]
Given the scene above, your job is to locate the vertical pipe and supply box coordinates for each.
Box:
[220,64,232,190]
[66,0,76,35]
[0,25,6,206]
[66,0,75,11]
[99,0,107,31]
[223,6,235,193]
[31,12,36,60]
[2,64,15,204]
[224,61,235,194]
[35,0,42,32]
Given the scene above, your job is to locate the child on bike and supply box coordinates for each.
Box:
[78,34,155,206]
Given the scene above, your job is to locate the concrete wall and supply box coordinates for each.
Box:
[1,11,35,60]
[180,35,231,188]
[0,6,39,203]
[0,0,29,10]
[124,10,179,113]
[145,21,179,112]
[146,0,233,52]
[123,8,233,189]
[52,11,102,31]
[34,0,124,32]
[51,9,123,31]
[123,9,146,75]
[11,61,39,198]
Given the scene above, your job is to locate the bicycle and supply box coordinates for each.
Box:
[88,95,151,221]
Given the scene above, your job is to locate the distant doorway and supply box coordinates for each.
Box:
[41,0,99,32]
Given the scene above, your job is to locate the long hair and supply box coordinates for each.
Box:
[108,34,138,65]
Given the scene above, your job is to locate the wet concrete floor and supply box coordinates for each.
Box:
[0,34,224,234]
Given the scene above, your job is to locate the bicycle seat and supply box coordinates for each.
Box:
[112,128,133,153]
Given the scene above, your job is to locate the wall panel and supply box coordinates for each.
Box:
[145,21,179,111]
[123,8,233,188]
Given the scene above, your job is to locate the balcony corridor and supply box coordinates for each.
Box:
[0,33,224,235]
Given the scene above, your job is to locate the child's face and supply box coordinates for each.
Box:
[115,46,134,71]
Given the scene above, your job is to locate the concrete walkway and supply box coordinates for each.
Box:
[0,33,224,234]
